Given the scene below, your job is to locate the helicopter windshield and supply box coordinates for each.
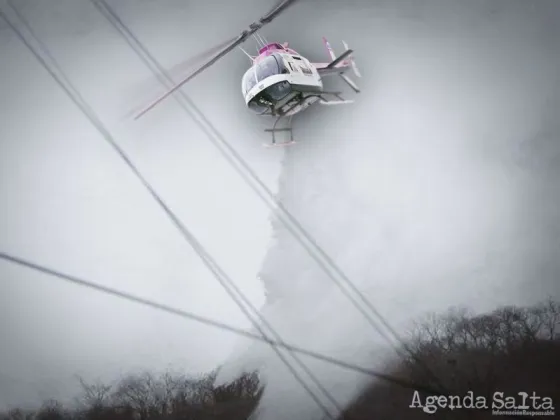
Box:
[242,53,287,94]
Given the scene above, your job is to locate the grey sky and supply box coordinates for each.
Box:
[1,0,560,419]
[211,1,560,419]
[1,0,282,409]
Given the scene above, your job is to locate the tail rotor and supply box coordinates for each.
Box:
[342,40,361,78]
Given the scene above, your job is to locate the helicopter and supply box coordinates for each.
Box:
[134,0,361,147]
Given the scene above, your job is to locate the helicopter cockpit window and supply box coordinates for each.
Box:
[242,54,287,94]
[242,69,257,94]
[255,54,286,81]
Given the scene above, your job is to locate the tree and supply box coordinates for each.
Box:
[340,298,560,419]
[35,400,69,420]
[3,299,557,420]
[1,371,262,420]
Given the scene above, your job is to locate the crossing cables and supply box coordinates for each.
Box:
[90,0,449,395]
[0,4,340,418]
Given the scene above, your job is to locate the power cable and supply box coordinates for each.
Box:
[0,251,444,397]
[4,1,345,415]
[0,6,336,418]
[90,0,449,395]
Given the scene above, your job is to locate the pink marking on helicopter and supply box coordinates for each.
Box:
[253,42,299,63]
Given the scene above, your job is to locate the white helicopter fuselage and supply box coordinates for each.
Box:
[238,40,360,145]
[242,44,324,118]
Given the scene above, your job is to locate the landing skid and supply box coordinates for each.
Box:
[261,91,353,147]
[264,115,294,147]
[263,140,296,148]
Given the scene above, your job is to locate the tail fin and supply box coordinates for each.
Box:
[322,36,336,61]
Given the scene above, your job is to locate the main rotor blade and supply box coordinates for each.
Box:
[122,36,238,120]
[134,36,243,119]
[166,36,239,82]
[134,0,301,120]
[261,0,299,23]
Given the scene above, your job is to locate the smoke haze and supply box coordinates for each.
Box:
[1,1,559,419]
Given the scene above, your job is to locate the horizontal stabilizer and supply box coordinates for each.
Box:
[325,49,353,69]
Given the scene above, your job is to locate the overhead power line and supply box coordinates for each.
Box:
[0,4,338,417]
[0,251,443,397]
[2,0,450,409]
[90,0,448,395]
